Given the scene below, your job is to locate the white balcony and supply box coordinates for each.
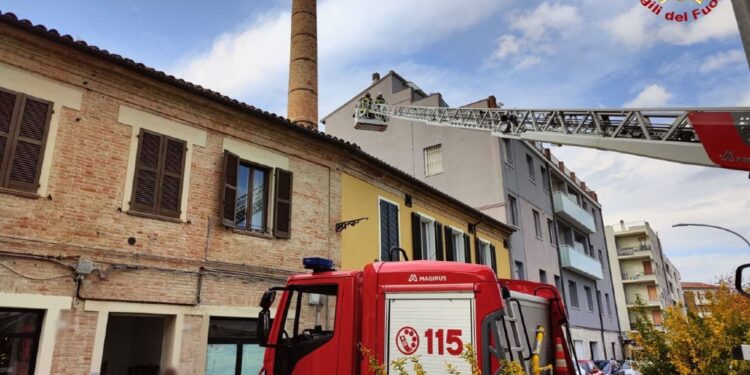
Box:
[622,273,657,284]
[617,246,652,259]
[553,192,596,234]
[560,244,603,280]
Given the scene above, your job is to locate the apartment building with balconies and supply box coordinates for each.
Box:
[605,221,684,333]
[545,153,622,362]
[682,282,719,317]
[323,71,624,361]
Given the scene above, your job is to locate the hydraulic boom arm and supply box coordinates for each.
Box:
[354,102,750,172]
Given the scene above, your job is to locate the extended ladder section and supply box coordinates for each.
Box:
[354,102,750,172]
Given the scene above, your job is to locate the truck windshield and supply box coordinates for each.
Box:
[278,284,338,345]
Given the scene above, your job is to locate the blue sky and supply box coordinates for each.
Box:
[4,0,749,282]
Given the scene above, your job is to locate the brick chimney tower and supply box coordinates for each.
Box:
[287,0,318,129]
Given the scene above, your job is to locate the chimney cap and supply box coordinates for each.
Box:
[372,72,381,82]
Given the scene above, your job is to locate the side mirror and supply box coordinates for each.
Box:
[736,263,750,298]
[260,290,276,310]
[257,309,271,347]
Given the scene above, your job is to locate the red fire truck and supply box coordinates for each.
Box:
[256,257,575,374]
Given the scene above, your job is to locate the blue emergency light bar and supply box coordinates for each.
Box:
[303,257,335,273]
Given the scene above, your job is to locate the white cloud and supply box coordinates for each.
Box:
[175,11,290,100]
[517,55,542,69]
[490,2,580,69]
[494,35,521,58]
[658,1,738,45]
[511,2,580,40]
[551,145,750,282]
[669,252,744,283]
[699,49,745,73]
[174,0,508,114]
[623,84,673,107]
[605,1,738,49]
[738,90,750,105]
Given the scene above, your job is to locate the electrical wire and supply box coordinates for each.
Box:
[0,261,74,281]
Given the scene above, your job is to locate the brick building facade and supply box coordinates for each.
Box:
[0,11,513,375]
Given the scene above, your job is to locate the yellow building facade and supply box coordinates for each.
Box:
[340,173,512,278]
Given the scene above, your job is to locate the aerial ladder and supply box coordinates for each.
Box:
[353,102,750,172]
[353,100,750,363]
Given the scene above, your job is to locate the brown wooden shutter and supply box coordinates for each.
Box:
[221,150,240,228]
[273,168,293,238]
[0,89,19,184]
[131,130,162,214]
[4,94,52,192]
[158,136,186,218]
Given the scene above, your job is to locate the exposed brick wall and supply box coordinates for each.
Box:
[0,258,74,296]
[0,21,512,373]
[51,309,98,375]
[179,314,206,375]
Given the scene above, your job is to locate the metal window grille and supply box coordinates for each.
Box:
[424,144,443,176]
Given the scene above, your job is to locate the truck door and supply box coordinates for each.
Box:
[273,283,340,375]
[385,292,475,373]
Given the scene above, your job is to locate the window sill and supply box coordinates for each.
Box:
[231,228,273,239]
[126,210,183,223]
[0,187,40,199]
[529,178,537,185]
[504,162,514,168]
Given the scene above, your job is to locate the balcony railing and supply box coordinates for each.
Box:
[617,246,652,259]
[622,272,657,283]
[626,298,662,307]
[552,191,596,234]
[560,244,603,280]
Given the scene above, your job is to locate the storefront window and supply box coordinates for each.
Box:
[205,318,264,375]
[0,309,44,375]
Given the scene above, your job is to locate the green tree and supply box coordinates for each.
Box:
[631,295,676,375]
[633,282,750,375]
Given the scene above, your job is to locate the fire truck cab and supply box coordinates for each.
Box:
[257,258,575,374]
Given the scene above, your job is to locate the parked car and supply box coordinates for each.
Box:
[577,360,604,375]
[594,360,625,375]
[618,360,642,375]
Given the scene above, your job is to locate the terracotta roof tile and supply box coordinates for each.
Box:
[0,9,514,234]
[681,282,720,289]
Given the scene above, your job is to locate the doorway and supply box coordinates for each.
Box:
[642,261,653,275]
[100,314,167,375]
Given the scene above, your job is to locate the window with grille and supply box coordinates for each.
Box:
[423,144,443,176]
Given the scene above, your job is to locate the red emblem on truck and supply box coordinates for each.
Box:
[395,326,419,355]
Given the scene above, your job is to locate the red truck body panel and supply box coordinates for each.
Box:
[261,261,574,374]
